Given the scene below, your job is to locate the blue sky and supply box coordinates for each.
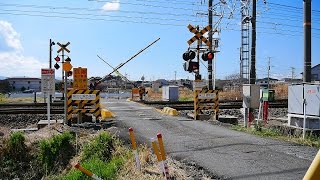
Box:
[0,0,319,81]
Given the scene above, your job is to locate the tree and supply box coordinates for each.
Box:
[21,86,26,92]
[0,80,10,93]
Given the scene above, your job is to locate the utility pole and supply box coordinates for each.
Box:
[208,0,213,89]
[303,0,312,82]
[250,0,257,84]
[267,57,271,89]
[291,67,295,80]
[174,71,177,84]
[240,0,250,84]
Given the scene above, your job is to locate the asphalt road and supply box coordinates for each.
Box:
[102,98,318,180]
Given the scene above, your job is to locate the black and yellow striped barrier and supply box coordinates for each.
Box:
[194,90,219,120]
[67,89,101,122]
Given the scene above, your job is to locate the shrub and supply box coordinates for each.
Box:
[0,131,30,179]
[82,131,114,162]
[38,131,75,173]
[3,131,27,161]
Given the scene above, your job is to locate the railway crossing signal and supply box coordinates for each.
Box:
[54,63,60,70]
[182,50,196,61]
[187,24,211,46]
[67,71,72,77]
[182,50,198,73]
[54,55,60,62]
[202,51,214,61]
[57,42,70,53]
[183,61,199,73]
[54,55,61,70]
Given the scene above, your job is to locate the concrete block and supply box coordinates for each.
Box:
[101,109,115,120]
[162,107,178,116]
[218,115,238,125]
[37,119,63,129]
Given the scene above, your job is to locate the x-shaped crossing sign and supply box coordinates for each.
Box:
[187,24,211,46]
[57,42,70,53]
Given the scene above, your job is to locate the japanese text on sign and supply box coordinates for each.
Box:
[198,93,216,99]
[72,94,96,100]
[41,68,55,94]
[73,67,87,89]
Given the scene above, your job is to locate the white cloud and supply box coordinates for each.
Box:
[0,20,23,51]
[0,20,46,77]
[0,52,46,77]
[101,0,120,11]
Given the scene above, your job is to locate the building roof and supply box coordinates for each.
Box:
[256,77,278,81]
[6,77,41,80]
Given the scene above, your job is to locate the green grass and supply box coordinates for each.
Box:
[38,131,75,172]
[53,131,126,180]
[0,93,6,103]
[179,97,193,101]
[62,156,123,180]
[231,124,320,148]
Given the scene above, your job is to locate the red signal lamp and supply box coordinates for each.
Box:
[54,55,60,62]
[207,52,213,60]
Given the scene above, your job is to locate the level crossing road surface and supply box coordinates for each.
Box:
[102,99,317,180]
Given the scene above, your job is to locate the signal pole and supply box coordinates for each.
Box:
[303,0,312,82]
[196,26,201,80]
[250,0,257,84]
[208,0,213,89]
[267,57,271,89]
[49,39,55,103]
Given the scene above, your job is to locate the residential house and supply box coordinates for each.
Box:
[256,78,278,87]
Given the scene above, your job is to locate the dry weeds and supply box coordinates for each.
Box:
[117,144,211,180]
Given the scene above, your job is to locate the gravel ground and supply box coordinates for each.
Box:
[179,108,288,122]
[0,108,288,129]
[0,114,64,129]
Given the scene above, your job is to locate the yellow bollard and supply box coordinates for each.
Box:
[157,133,166,161]
[129,127,137,150]
[151,138,162,162]
[157,133,170,179]
[74,163,102,180]
[151,138,163,173]
[304,150,320,180]
[129,127,141,170]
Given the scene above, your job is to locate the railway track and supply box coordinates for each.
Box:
[0,99,287,114]
[0,102,64,114]
[141,99,288,110]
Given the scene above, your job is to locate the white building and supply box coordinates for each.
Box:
[6,77,41,92]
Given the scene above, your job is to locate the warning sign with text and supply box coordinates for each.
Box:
[41,68,55,94]
[73,67,87,90]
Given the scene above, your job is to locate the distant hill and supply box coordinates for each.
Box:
[0,76,7,80]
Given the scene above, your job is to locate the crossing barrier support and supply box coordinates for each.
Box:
[74,163,102,180]
[129,127,141,170]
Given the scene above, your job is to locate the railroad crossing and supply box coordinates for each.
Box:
[103,98,316,180]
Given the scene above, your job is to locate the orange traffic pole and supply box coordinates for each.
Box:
[157,133,170,179]
[151,138,164,174]
[129,127,141,170]
[74,163,102,180]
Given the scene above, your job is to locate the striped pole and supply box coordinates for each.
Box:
[151,138,164,174]
[157,133,170,179]
[129,127,141,170]
[74,163,102,180]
